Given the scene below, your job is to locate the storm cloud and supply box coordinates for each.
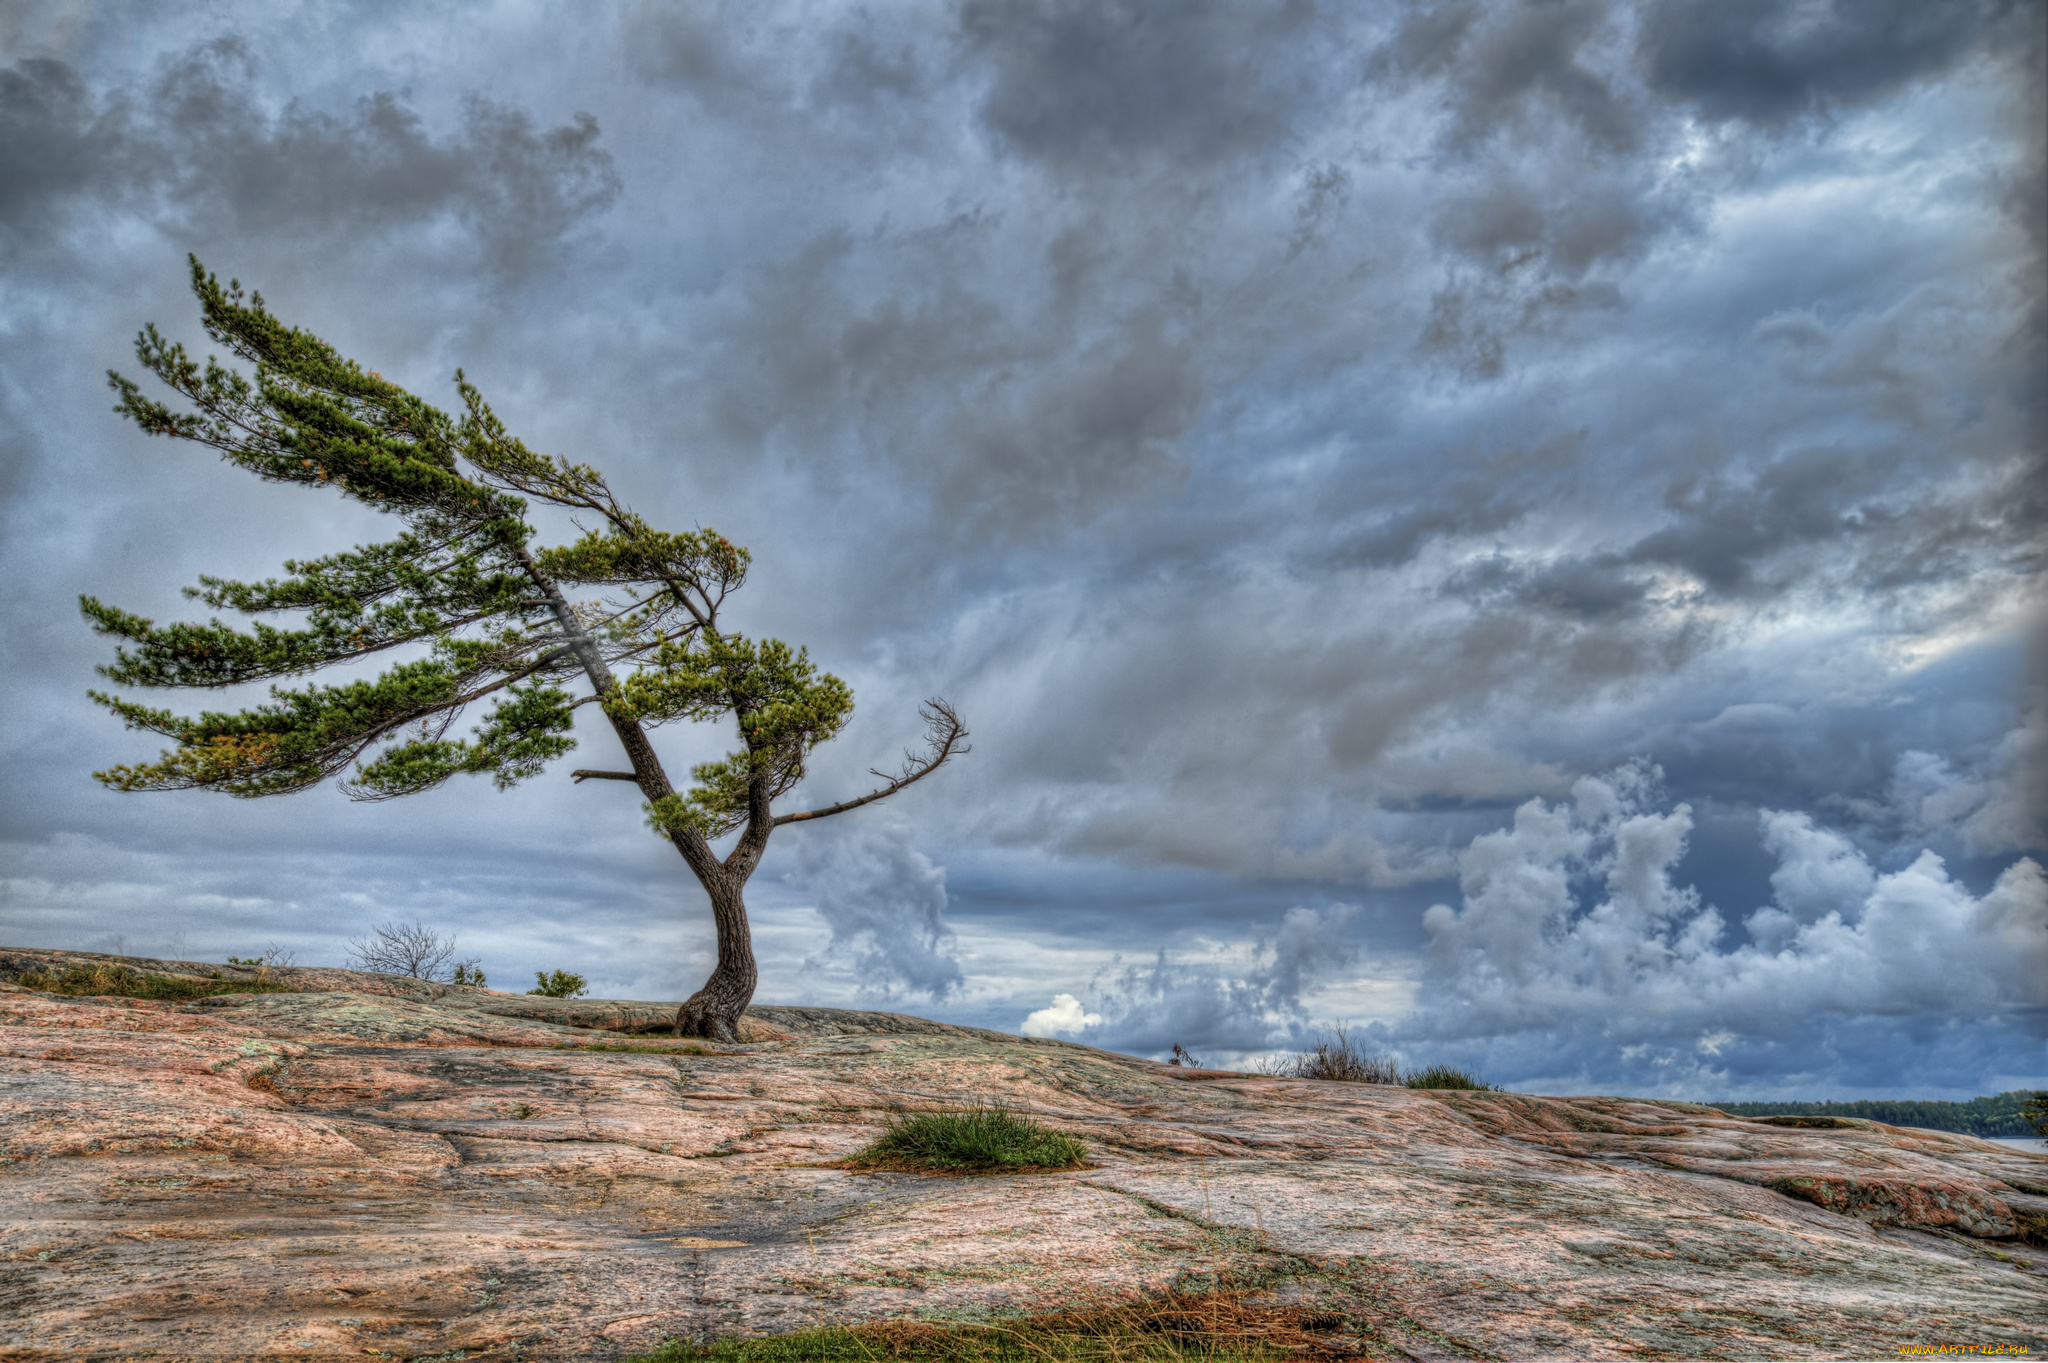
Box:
[0,0,2039,1098]
[1398,765,2046,1095]
[786,816,964,1002]
[1,41,618,265]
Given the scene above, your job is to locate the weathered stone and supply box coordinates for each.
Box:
[2,948,2043,1360]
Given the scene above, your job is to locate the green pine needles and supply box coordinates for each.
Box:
[529,970,589,999]
[85,259,967,1040]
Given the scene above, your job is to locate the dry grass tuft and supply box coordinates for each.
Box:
[1257,1029,1498,1090]
[10,961,297,1001]
[630,1285,1381,1361]
[1258,1027,1402,1085]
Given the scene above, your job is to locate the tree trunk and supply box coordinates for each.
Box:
[514,546,764,1041]
[672,873,758,1041]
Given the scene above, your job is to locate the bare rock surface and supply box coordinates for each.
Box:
[1,947,2043,1360]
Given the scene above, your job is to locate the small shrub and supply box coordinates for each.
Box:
[844,1104,1086,1174]
[1403,1065,1493,1091]
[1264,1026,1402,1084]
[13,961,296,1001]
[347,920,470,981]
[225,943,296,969]
[451,963,488,988]
[1258,1029,1499,1090]
[528,969,588,998]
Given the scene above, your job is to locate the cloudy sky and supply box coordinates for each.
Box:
[3,0,2042,1100]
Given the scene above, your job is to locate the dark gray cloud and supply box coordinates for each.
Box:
[785,817,963,1001]
[0,57,116,229]
[958,0,1325,170]
[1429,174,1670,280]
[621,3,755,93]
[1368,4,1703,376]
[1636,0,2023,125]
[0,41,617,265]
[1380,0,1641,154]
[677,216,1206,542]
[617,0,941,144]
[0,0,2039,1096]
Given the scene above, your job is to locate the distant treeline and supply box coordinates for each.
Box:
[1711,1091,2044,1138]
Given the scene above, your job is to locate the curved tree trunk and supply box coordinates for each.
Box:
[516,547,766,1041]
[673,874,758,1040]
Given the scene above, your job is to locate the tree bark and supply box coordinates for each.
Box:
[671,873,758,1041]
[515,546,761,1038]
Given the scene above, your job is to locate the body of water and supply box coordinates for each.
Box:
[1983,1137,2047,1153]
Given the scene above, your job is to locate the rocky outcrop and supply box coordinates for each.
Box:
[2,947,2043,1360]
[1430,1090,2048,1242]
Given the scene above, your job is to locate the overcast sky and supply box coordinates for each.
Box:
[3,0,2041,1100]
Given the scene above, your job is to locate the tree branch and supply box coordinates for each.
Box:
[571,769,640,783]
[772,699,968,826]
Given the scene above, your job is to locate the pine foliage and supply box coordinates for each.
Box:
[86,257,854,821]
[87,260,966,1037]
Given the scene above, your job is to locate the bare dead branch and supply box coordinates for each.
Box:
[772,698,969,826]
[571,769,640,783]
[345,920,460,980]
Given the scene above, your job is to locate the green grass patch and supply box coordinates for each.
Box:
[10,961,297,1001]
[625,1287,1354,1361]
[842,1104,1086,1175]
[1403,1066,1494,1091]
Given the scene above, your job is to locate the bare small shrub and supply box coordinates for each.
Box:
[346,920,466,980]
[226,943,296,970]
[1167,1042,1205,1068]
[1258,1029,1500,1089]
[1266,1026,1403,1084]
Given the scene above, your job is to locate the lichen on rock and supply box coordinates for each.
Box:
[2,947,2044,1360]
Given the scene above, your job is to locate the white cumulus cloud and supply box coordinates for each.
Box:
[1398,764,2047,1095]
[1021,992,1102,1037]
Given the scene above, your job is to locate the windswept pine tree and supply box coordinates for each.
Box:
[84,258,966,1039]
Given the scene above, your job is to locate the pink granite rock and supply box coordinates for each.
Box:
[1,948,2043,1360]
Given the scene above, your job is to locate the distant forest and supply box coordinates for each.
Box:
[1712,1092,2044,1138]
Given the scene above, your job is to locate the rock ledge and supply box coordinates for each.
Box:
[2,948,2043,1360]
